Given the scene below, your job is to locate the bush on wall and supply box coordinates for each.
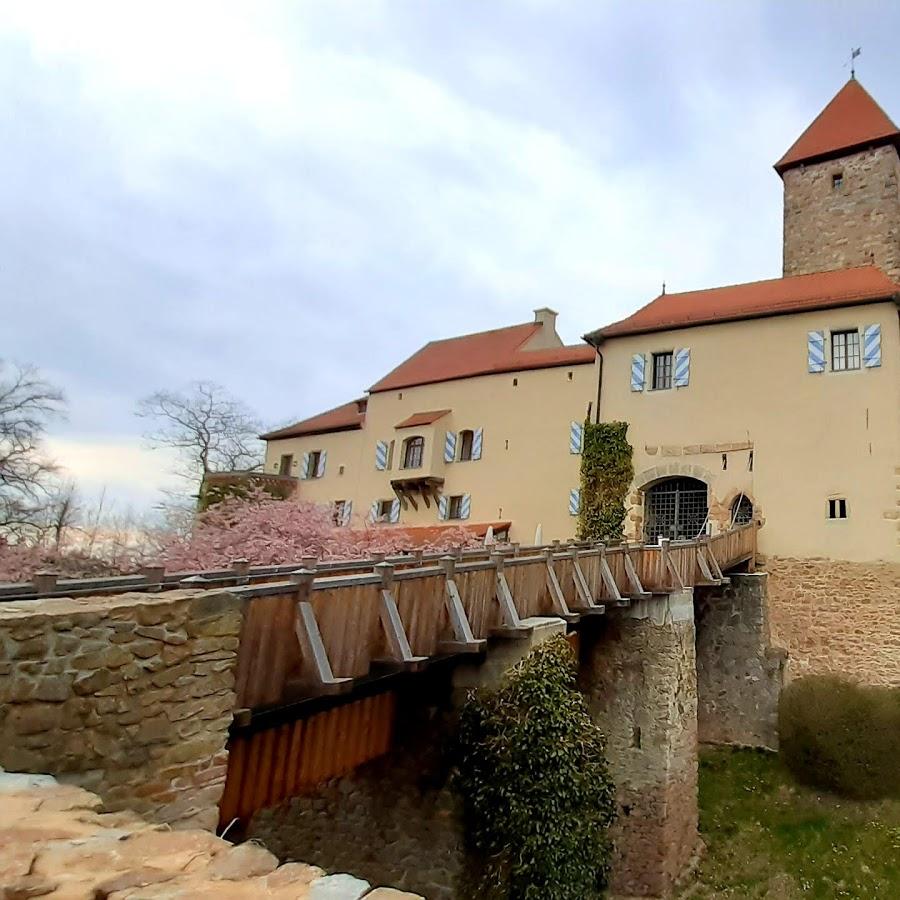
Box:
[779,675,900,800]
[454,635,616,900]
[577,421,633,543]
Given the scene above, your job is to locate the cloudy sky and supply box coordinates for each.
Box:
[2,1,898,509]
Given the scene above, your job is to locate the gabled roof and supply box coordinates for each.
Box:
[587,266,899,342]
[775,79,900,175]
[261,398,367,440]
[395,409,451,429]
[368,322,594,393]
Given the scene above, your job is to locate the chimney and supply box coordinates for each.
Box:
[533,307,558,331]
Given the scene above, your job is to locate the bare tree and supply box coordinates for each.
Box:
[0,361,65,537]
[136,381,263,498]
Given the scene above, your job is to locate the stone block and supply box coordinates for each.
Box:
[207,842,279,880]
[309,873,371,899]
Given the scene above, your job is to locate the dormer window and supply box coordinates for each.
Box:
[402,436,424,469]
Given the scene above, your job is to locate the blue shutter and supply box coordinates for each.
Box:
[631,354,645,391]
[863,324,882,367]
[342,500,353,527]
[316,450,327,478]
[568,488,581,516]
[300,451,310,480]
[375,441,388,470]
[569,421,583,454]
[368,501,379,523]
[438,496,449,520]
[444,432,457,463]
[807,331,825,373]
[674,348,691,387]
[472,428,483,460]
[460,494,471,520]
[390,498,401,523]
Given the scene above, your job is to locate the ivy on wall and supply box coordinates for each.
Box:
[454,636,616,899]
[576,421,634,543]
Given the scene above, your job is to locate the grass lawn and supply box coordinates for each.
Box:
[688,748,900,899]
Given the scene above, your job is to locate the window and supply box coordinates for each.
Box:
[831,330,860,371]
[402,436,424,469]
[377,499,394,522]
[458,429,474,461]
[306,450,322,479]
[278,454,293,476]
[644,477,708,542]
[448,495,463,520]
[828,498,848,520]
[652,352,673,390]
[731,495,753,526]
[512,377,518,386]
[332,500,346,526]
[832,172,843,189]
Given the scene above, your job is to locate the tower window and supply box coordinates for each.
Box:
[652,352,673,390]
[832,330,860,371]
[828,498,848,520]
[832,172,843,189]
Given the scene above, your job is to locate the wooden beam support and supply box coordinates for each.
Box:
[374,563,428,670]
[695,543,718,585]
[598,544,627,606]
[291,570,352,694]
[569,548,606,614]
[622,544,651,600]
[438,556,486,653]
[491,552,533,638]
[544,550,579,623]
[659,539,685,591]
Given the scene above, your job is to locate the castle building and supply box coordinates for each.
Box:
[263,79,899,570]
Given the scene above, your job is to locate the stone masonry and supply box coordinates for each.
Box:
[581,592,700,898]
[766,557,900,686]
[0,770,420,899]
[694,573,787,750]
[782,144,900,280]
[0,589,243,830]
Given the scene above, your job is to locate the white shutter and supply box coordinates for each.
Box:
[375,441,388,470]
[674,348,691,387]
[342,501,353,527]
[438,496,449,521]
[460,493,471,520]
[316,450,327,478]
[568,488,581,516]
[390,498,401,523]
[631,354,646,391]
[300,451,310,480]
[569,421,583,454]
[807,331,825,373]
[472,428,483,460]
[368,501,379,523]
[444,431,457,463]
[863,324,882,367]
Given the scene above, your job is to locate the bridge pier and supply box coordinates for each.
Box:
[581,590,701,898]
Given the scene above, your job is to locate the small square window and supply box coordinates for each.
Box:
[278,454,293,476]
[832,172,843,189]
[448,495,463,519]
[831,330,860,371]
[332,500,346,526]
[652,352,673,390]
[828,498,848,520]
[377,499,394,521]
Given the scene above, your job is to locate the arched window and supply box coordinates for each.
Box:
[458,429,474,461]
[402,436,424,469]
[644,477,708,543]
[731,494,753,526]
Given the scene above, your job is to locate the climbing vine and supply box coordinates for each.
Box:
[576,421,633,543]
[454,636,616,899]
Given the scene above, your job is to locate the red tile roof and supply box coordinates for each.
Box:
[587,266,899,341]
[261,398,367,440]
[775,79,900,175]
[395,409,451,429]
[368,322,595,393]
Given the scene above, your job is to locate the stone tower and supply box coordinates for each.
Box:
[777,78,900,281]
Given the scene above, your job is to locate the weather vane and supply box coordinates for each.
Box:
[849,47,861,79]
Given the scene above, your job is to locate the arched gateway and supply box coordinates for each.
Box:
[643,476,708,542]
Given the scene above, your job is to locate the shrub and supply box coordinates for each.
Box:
[577,421,633,543]
[454,635,616,899]
[779,675,900,800]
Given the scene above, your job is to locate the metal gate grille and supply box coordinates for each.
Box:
[644,477,708,543]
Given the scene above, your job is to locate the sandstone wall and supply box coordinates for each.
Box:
[0,589,243,830]
[695,574,786,750]
[766,557,900,687]
[782,144,900,279]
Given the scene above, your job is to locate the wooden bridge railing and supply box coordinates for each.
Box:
[229,523,757,713]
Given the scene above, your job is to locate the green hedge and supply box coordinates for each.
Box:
[779,675,900,800]
[454,635,616,899]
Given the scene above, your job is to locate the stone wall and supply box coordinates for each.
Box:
[0,589,243,830]
[695,574,786,750]
[782,144,900,279]
[580,592,700,898]
[0,770,419,899]
[766,557,900,686]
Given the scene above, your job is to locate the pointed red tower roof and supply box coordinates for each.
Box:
[775,79,900,175]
